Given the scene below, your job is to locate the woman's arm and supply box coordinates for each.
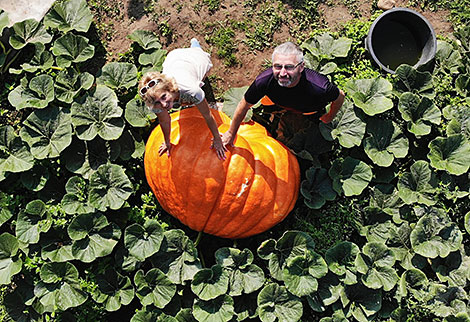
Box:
[157,110,172,156]
[196,99,227,160]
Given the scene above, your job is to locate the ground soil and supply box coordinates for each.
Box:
[99,0,454,98]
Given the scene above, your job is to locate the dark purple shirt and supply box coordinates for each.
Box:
[244,68,340,114]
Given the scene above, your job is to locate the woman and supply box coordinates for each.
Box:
[139,38,226,160]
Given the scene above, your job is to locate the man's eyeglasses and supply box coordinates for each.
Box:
[140,79,160,96]
[272,61,303,71]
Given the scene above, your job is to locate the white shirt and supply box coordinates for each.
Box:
[162,47,213,105]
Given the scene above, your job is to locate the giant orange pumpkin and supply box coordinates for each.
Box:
[144,107,300,239]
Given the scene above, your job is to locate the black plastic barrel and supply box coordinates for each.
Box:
[365,7,437,74]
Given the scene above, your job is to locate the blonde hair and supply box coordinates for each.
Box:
[138,71,179,105]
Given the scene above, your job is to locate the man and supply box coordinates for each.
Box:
[222,41,345,147]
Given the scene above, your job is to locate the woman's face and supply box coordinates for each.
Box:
[152,90,178,110]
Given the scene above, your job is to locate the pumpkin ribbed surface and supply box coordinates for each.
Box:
[144,107,300,239]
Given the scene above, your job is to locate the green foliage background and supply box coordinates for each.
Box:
[1,0,470,321]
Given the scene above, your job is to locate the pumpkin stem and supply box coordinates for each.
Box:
[194,231,203,247]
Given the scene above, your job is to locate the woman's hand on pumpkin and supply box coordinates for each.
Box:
[211,135,227,160]
[158,142,172,156]
[221,131,235,148]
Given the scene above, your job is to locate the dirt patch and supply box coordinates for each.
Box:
[99,0,454,97]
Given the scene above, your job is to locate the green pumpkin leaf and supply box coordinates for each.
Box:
[282,249,328,297]
[71,85,124,141]
[301,33,352,60]
[34,262,87,311]
[0,125,34,174]
[394,64,434,98]
[0,194,13,227]
[0,10,8,34]
[20,164,50,191]
[428,134,470,175]
[329,157,372,196]
[150,229,202,285]
[398,92,441,137]
[191,264,229,301]
[344,78,393,116]
[410,208,463,259]
[215,247,264,296]
[300,167,336,209]
[257,283,303,322]
[325,241,360,285]
[398,268,428,300]
[222,86,254,121]
[9,19,52,50]
[341,283,382,319]
[41,228,74,263]
[444,104,470,140]
[435,40,462,74]
[397,160,436,206]
[55,69,94,104]
[363,119,409,167]
[52,33,95,68]
[368,185,404,219]
[131,307,176,322]
[128,30,162,50]
[97,62,138,90]
[15,199,52,244]
[20,106,72,159]
[15,43,54,74]
[125,97,157,127]
[193,295,235,322]
[68,212,121,262]
[456,74,470,97]
[3,286,43,321]
[124,219,164,261]
[134,268,176,308]
[8,75,55,110]
[355,242,398,291]
[319,99,366,148]
[306,273,342,312]
[0,233,23,284]
[116,128,145,160]
[44,0,93,32]
[61,176,95,215]
[138,49,167,70]
[92,269,134,312]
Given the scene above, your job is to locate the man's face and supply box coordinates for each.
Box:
[272,53,304,88]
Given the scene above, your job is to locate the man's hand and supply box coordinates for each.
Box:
[211,134,228,160]
[221,131,235,148]
[158,142,172,156]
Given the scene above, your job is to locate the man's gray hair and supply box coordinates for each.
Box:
[272,41,303,63]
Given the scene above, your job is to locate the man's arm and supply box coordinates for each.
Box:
[221,97,253,147]
[319,89,345,124]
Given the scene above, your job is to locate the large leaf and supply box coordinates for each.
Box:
[368,184,404,219]
[191,264,229,301]
[67,212,121,262]
[0,233,22,284]
[306,273,342,312]
[62,136,121,179]
[15,199,52,244]
[222,86,253,121]
[340,283,382,321]
[125,97,157,127]
[344,78,393,116]
[19,164,49,191]
[97,62,138,90]
[355,242,398,291]
[215,247,265,296]
[92,269,134,311]
[9,19,52,50]
[12,43,54,74]
[34,262,87,311]
[363,119,409,167]
[435,40,462,74]
[394,64,434,98]
[116,128,145,160]
[44,0,93,32]
[138,49,167,70]
[149,229,202,285]
[8,74,55,109]
[0,10,8,34]
[410,208,463,259]
[0,125,34,174]
[20,106,72,159]
[124,219,164,261]
[399,268,429,300]
[428,134,470,175]
[134,268,176,308]
[329,157,372,196]
[319,99,366,148]
[398,92,441,136]
[193,295,235,322]
[456,74,470,97]
[71,85,124,141]
[51,33,95,68]
[0,193,13,227]
[301,33,352,60]
[282,249,328,297]
[257,283,303,322]
[325,241,360,285]
[128,30,162,50]
[61,176,95,215]
[88,163,133,211]
[300,167,336,209]
[41,228,74,263]
[397,160,436,206]
[55,68,94,104]
[257,231,316,281]
[444,104,470,140]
